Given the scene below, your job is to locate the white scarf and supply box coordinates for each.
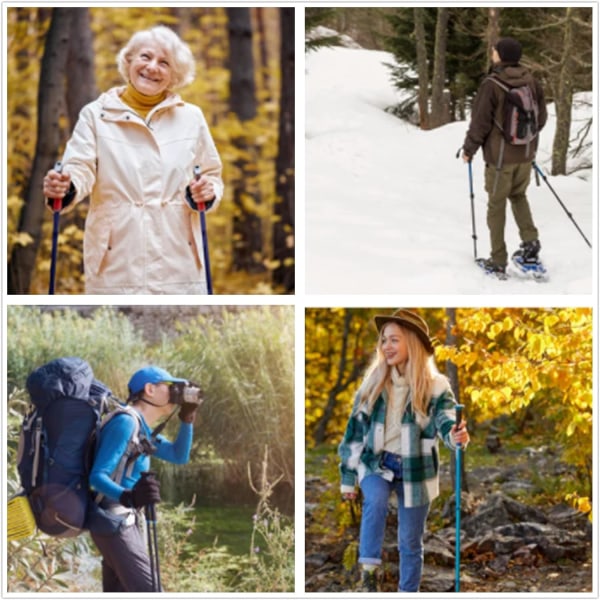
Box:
[383,368,410,454]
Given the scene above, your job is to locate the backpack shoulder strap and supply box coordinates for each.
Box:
[94,406,155,504]
[485,76,510,136]
[486,75,510,93]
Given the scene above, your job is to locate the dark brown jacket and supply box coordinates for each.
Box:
[463,63,547,166]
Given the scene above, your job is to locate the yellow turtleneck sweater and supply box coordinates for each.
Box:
[120,83,167,119]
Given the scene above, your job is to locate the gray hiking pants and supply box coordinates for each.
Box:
[91,511,160,592]
[484,162,539,266]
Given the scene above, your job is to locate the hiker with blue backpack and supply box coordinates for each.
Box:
[16,358,202,593]
[461,37,548,279]
[89,365,200,592]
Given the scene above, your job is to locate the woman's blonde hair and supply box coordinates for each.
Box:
[117,26,195,90]
[357,324,435,422]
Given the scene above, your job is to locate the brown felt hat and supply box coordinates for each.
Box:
[374,309,435,355]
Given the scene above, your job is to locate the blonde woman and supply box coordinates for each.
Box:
[338,309,470,592]
[42,26,223,294]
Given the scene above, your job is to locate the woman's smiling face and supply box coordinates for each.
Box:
[380,322,409,368]
[128,41,172,95]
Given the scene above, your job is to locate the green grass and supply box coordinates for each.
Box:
[189,504,256,555]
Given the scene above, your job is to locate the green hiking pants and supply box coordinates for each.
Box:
[484,162,539,267]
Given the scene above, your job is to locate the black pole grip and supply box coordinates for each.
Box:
[455,404,464,429]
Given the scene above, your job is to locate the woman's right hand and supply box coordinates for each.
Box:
[188,173,216,206]
[43,168,71,199]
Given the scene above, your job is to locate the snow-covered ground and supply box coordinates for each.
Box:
[305,46,594,295]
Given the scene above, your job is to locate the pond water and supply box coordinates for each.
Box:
[188,503,256,556]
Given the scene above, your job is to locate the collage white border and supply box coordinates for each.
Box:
[1,2,598,599]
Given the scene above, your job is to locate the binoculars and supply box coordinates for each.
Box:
[169,381,203,406]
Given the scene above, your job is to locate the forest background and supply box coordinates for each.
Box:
[306,6,592,177]
[305,307,593,591]
[6,7,294,295]
[305,307,593,502]
[6,305,295,592]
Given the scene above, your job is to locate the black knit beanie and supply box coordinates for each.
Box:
[496,37,522,64]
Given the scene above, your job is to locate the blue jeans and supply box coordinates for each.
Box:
[359,467,430,592]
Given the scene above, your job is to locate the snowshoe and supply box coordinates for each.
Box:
[510,254,548,282]
[513,240,541,262]
[475,258,508,281]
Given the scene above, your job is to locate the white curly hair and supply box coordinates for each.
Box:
[117,25,195,90]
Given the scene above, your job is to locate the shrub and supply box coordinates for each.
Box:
[7,306,146,397]
[154,306,295,489]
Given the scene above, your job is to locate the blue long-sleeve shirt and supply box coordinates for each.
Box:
[89,408,193,503]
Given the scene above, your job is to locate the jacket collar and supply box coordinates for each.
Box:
[100,86,184,118]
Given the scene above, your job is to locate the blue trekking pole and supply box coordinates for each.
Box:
[48,161,63,294]
[193,166,213,294]
[467,161,478,260]
[454,404,464,592]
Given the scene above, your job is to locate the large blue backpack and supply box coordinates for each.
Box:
[16,357,146,538]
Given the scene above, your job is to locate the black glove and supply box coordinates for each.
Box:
[45,182,76,209]
[185,185,215,212]
[179,401,199,424]
[120,471,161,508]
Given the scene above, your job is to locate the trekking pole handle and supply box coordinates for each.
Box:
[50,161,64,212]
[455,404,464,447]
[193,165,206,211]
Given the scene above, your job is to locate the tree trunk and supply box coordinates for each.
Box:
[272,8,295,292]
[445,308,460,404]
[227,7,257,121]
[551,7,574,176]
[446,308,469,493]
[8,8,73,294]
[255,8,272,99]
[11,8,35,193]
[226,7,264,273]
[486,7,500,71]
[313,310,369,445]
[66,8,97,127]
[429,7,449,129]
[413,8,430,130]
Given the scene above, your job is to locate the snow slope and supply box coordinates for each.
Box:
[305,46,594,295]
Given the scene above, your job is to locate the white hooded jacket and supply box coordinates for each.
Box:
[59,86,223,294]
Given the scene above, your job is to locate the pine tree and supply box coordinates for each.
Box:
[305,8,342,52]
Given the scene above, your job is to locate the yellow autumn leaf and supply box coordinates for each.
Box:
[489,365,503,382]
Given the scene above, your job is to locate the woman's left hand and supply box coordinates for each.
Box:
[451,421,470,447]
[189,174,215,206]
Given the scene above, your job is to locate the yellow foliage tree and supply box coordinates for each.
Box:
[6,7,290,294]
[306,307,593,512]
[435,307,592,508]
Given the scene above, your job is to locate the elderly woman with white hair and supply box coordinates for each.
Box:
[42,26,223,294]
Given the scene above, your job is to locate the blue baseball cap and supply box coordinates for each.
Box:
[128,365,187,395]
